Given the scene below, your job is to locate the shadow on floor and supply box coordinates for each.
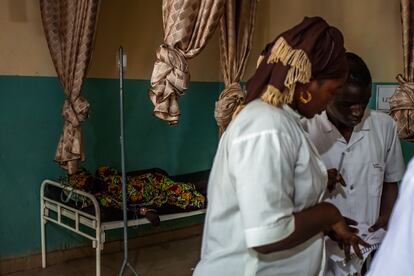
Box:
[7,235,202,276]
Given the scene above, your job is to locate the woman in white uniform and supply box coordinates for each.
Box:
[193,17,367,276]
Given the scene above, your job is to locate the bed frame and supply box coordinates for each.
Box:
[40,179,206,276]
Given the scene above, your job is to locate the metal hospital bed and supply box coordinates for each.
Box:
[40,179,206,276]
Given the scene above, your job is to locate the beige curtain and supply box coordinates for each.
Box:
[214,0,257,135]
[40,0,100,174]
[148,0,225,125]
[389,0,414,141]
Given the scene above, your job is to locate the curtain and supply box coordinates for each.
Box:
[40,0,100,174]
[148,0,225,125]
[214,0,257,135]
[389,0,414,141]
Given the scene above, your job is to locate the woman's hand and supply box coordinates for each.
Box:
[331,218,369,261]
[327,169,346,192]
[326,216,358,241]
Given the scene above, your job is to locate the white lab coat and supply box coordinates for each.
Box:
[302,109,405,276]
[302,110,405,226]
[194,100,328,276]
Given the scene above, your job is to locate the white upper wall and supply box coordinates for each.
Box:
[0,0,402,82]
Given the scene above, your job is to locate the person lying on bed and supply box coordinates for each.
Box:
[94,166,205,210]
[61,166,206,226]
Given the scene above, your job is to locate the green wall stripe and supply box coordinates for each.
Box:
[0,76,220,259]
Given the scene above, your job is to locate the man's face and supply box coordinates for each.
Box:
[326,84,372,128]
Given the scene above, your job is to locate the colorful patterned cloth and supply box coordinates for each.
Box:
[60,167,206,211]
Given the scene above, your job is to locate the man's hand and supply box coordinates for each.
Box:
[369,216,388,232]
[327,169,346,192]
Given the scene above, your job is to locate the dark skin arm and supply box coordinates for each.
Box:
[254,202,368,258]
[369,182,398,232]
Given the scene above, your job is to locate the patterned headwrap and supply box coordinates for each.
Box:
[244,17,348,105]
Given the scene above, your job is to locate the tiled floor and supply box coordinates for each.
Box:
[7,235,202,276]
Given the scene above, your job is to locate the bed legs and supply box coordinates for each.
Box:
[40,187,47,268]
[94,227,103,276]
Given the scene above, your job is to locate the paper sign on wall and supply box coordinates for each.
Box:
[376,85,398,112]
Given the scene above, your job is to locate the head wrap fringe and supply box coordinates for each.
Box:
[260,85,292,107]
[256,55,264,68]
[260,37,312,106]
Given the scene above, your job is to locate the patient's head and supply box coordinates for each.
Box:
[326,52,372,128]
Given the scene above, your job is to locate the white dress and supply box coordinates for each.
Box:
[193,100,328,276]
[366,158,414,276]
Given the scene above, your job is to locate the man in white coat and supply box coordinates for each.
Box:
[302,52,405,275]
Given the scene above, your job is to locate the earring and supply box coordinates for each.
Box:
[299,91,312,104]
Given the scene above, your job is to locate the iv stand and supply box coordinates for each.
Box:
[118,46,139,276]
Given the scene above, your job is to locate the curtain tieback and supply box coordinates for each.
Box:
[149,44,189,103]
[62,96,90,127]
[389,74,414,111]
[214,82,246,133]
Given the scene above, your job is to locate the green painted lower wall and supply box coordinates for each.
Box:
[0,76,221,259]
[1,77,414,260]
